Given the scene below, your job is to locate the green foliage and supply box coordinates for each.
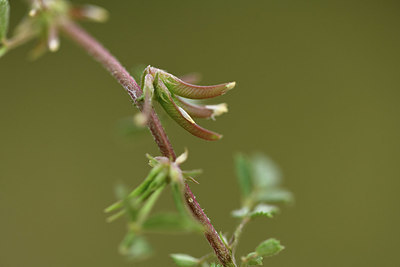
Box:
[167,152,292,267]
[170,254,199,266]
[0,0,9,42]
[241,239,284,266]
[255,238,284,257]
[229,153,293,266]
[105,153,202,261]
[143,212,202,232]
[234,153,293,208]
[232,204,279,219]
[119,232,152,260]
[243,252,263,266]
[235,154,253,198]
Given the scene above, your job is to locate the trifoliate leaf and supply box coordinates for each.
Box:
[0,0,10,41]
[235,154,253,199]
[250,204,279,218]
[255,238,284,257]
[119,233,152,260]
[170,254,199,266]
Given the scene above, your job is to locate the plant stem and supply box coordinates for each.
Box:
[230,216,251,260]
[60,21,235,267]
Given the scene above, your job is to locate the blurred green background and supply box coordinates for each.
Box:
[1,0,400,266]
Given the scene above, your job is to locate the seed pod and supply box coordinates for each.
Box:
[155,79,222,141]
[175,96,228,119]
[149,66,235,99]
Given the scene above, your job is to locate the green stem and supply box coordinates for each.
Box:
[230,216,251,262]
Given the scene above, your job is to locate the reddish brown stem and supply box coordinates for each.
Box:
[60,21,235,266]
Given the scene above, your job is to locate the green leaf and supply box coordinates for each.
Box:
[119,233,152,260]
[244,252,263,265]
[0,0,9,42]
[250,204,279,218]
[255,188,294,204]
[255,238,284,257]
[210,263,223,267]
[231,206,250,218]
[170,254,199,266]
[251,154,281,189]
[143,212,202,232]
[234,154,253,198]
[232,204,278,218]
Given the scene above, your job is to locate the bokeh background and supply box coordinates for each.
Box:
[1,0,400,266]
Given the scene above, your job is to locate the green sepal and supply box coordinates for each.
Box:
[104,164,164,213]
[136,184,166,225]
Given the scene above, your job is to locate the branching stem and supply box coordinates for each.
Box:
[60,21,235,267]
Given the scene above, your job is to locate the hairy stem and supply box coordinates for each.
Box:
[60,21,235,267]
[230,216,251,260]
